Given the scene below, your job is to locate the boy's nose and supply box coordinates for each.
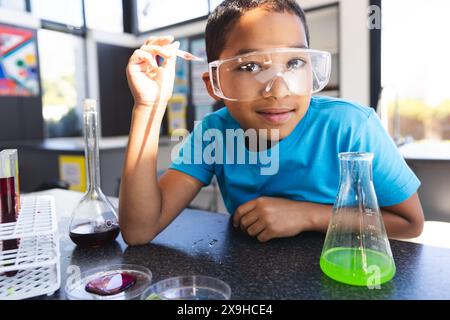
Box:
[262,74,291,99]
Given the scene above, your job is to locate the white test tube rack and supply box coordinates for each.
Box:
[0,196,60,300]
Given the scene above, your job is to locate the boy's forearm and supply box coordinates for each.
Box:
[297,201,332,233]
[298,201,420,239]
[119,104,166,244]
[379,210,423,239]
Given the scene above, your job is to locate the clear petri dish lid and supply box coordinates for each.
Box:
[65,264,152,300]
[141,275,231,300]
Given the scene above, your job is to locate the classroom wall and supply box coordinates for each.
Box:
[339,0,370,107]
[96,42,135,136]
[0,97,44,141]
[406,159,450,222]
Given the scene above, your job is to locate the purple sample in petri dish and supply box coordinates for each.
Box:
[65,264,152,300]
[85,272,137,296]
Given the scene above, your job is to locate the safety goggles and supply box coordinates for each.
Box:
[208,48,331,101]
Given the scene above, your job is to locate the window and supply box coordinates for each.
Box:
[209,0,223,11]
[0,0,26,11]
[381,0,450,142]
[31,0,83,27]
[85,0,123,33]
[307,5,340,97]
[38,29,86,138]
[137,0,209,32]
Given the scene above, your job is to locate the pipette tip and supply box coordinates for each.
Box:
[176,49,205,62]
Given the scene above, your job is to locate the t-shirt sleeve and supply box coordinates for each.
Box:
[169,120,215,186]
[351,109,420,207]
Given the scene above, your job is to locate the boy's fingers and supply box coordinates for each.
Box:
[160,41,180,70]
[140,45,174,59]
[239,211,258,232]
[144,35,174,46]
[233,199,257,227]
[246,220,265,237]
[129,49,158,71]
[127,63,149,73]
[257,230,272,243]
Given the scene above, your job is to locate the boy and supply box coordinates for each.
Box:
[120,0,424,246]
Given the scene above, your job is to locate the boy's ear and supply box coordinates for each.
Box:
[202,72,221,102]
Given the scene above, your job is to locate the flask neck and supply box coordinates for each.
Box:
[339,159,373,185]
[84,110,101,193]
[336,153,378,211]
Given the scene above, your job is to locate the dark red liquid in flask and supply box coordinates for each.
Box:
[69,222,120,247]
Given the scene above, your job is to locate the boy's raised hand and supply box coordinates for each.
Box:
[233,197,313,242]
[126,35,180,108]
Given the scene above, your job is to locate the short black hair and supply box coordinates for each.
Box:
[205,0,310,63]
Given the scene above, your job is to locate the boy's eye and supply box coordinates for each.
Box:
[238,62,262,73]
[287,58,306,70]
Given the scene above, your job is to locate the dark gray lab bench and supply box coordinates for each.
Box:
[27,189,450,300]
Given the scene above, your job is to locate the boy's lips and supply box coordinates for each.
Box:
[255,107,296,125]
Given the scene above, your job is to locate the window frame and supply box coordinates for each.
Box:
[28,0,130,36]
[29,0,86,34]
[28,0,134,138]
[0,0,27,12]
[370,0,382,110]
[136,0,219,35]
[31,0,87,139]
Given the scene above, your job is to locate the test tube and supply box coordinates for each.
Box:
[0,149,19,276]
[1,150,20,212]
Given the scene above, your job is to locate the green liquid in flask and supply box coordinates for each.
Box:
[320,247,396,286]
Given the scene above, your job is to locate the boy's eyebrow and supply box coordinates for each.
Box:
[235,44,308,55]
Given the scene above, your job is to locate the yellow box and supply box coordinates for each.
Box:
[58,155,86,192]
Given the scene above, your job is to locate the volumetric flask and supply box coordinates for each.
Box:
[69,99,119,247]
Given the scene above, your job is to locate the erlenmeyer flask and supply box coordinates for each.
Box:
[320,152,396,286]
[69,99,120,247]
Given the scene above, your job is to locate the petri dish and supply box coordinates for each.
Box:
[141,275,231,300]
[65,264,152,300]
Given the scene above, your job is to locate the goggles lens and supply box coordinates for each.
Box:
[209,48,331,101]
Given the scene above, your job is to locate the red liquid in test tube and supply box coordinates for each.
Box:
[0,150,19,277]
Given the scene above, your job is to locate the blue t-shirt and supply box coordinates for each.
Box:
[170,96,420,214]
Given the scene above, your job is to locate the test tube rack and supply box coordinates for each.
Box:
[0,196,60,300]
